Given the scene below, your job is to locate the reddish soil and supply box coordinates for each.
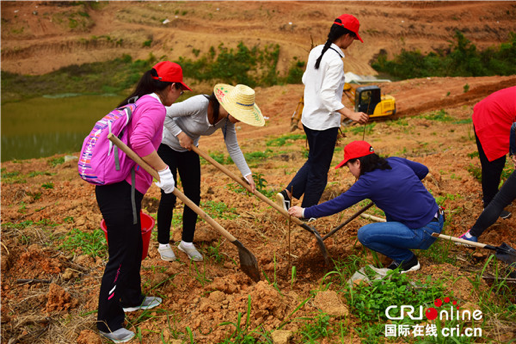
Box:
[1,2,516,344]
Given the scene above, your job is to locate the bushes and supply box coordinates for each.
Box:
[372,31,516,79]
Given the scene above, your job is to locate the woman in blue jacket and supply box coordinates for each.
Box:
[288,140,443,273]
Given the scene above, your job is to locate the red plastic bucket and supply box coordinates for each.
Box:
[101,212,155,261]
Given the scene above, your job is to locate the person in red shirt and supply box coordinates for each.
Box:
[472,86,516,219]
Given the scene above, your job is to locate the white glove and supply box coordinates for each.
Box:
[155,166,175,194]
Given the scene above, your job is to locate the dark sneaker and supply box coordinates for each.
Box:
[99,328,135,343]
[276,190,291,211]
[500,209,512,219]
[456,229,478,248]
[387,255,420,273]
[123,296,162,312]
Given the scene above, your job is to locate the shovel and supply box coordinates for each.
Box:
[107,134,261,282]
[322,202,374,241]
[190,145,330,266]
[432,233,516,266]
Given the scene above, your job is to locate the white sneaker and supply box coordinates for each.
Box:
[158,246,176,261]
[122,296,162,312]
[178,242,203,261]
[99,328,135,343]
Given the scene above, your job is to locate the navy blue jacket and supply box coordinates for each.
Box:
[304,157,438,229]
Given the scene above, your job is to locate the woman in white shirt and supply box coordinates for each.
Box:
[277,14,369,212]
[157,84,264,262]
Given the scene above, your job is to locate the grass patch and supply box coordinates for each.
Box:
[58,228,108,257]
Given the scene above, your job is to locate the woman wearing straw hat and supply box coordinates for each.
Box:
[157,84,265,262]
[288,141,443,273]
[277,14,369,212]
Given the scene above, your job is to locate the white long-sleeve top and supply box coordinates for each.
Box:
[161,95,252,178]
[301,43,346,131]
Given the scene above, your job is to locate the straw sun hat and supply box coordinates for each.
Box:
[214,84,265,127]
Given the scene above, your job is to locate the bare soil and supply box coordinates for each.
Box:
[1,1,516,344]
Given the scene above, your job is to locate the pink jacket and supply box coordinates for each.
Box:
[473,86,516,162]
[125,94,165,194]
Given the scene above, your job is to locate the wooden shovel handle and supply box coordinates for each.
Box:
[191,145,306,226]
[431,232,487,249]
[107,134,237,242]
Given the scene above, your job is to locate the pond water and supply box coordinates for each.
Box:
[1,95,121,162]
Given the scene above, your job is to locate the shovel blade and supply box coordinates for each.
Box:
[496,243,516,266]
[233,240,261,282]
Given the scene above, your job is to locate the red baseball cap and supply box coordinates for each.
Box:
[334,14,363,43]
[335,141,374,169]
[152,61,192,91]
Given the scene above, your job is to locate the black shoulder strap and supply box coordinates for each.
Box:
[329,47,343,58]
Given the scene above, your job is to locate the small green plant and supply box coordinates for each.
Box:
[463,83,470,93]
[262,254,281,293]
[291,266,297,288]
[142,39,153,47]
[201,200,238,220]
[299,311,333,341]
[207,152,227,165]
[217,295,273,343]
[192,261,212,287]
[467,152,479,159]
[419,109,454,122]
[266,134,305,147]
[252,172,275,198]
[467,163,482,183]
[59,228,108,257]
[42,182,54,189]
[205,240,225,264]
[48,156,65,167]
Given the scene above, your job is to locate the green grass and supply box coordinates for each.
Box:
[266,134,305,147]
[58,228,108,257]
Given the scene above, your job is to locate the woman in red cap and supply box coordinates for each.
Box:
[95,61,190,343]
[277,14,369,212]
[288,141,443,273]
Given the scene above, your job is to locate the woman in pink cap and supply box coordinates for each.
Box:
[277,14,369,212]
[95,61,190,343]
[288,141,443,273]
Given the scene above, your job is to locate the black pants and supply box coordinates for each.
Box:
[475,131,506,206]
[95,181,145,332]
[470,170,516,237]
[157,144,201,244]
[287,125,338,207]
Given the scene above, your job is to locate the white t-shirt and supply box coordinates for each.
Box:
[301,43,346,131]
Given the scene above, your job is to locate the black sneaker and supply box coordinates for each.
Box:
[500,209,512,219]
[387,255,420,273]
[276,190,291,211]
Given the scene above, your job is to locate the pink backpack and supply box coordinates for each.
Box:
[78,103,138,185]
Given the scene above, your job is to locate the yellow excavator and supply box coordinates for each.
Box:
[290,83,396,131]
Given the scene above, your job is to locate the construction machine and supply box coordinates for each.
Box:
[290,83,396,131]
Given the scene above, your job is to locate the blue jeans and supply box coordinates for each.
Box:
[357,213,444,262]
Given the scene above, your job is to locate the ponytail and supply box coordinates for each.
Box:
[208,92,221,123]
[118,68,173,107]
[314,18,356,69]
